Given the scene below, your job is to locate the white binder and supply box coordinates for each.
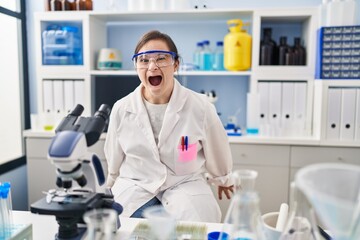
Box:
[326,88,342,140]
[340,88,357,140]
[53,80,64,114]
[74,80,85,107]
[43,80,54,113]
[258,82,270,135]
[355,89,360,141]
[64,80,75,113]
[269,82,282,136]
[281,82,295,136]
[293,82,307,135]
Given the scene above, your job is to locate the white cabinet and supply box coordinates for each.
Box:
[213,143,290,221]
[289,145,360,183]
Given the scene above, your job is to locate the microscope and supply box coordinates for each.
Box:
[31,104,123,240]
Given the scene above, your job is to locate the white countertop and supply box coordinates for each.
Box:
[12,210,223,239]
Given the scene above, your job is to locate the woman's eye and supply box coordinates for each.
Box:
[139,59,149,63]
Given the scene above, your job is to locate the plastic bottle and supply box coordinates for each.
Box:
[293,37,306,65]
[200,40,212,71]
[278,36,290,65]
[212,41,225,71]
[193,42,203,70]
[224,19,252,71]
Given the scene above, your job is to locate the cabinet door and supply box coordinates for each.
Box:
[290,146,360,182]
[213,143,290,221]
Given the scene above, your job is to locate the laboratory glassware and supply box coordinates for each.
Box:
[296,163,360,240]
[221,169,266,240]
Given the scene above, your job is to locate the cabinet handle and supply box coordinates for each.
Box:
[337,157,344,162]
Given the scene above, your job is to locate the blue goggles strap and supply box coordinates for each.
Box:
[132,50,177,61]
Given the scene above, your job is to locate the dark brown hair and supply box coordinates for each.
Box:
[134,30,179,62]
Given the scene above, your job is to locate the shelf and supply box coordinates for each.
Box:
[90,9,253,23]
[90,70,252,76]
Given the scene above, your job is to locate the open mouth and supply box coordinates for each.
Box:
[149,75,162,86]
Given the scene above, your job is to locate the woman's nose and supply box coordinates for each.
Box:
[148,59,158,70]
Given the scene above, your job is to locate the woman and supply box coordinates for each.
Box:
[104,30,233,222]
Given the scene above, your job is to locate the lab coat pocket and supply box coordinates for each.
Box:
[175,141,198,175]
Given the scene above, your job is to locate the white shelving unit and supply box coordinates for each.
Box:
[28,7,360,215]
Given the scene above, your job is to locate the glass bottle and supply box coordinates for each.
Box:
[293,37,306,65]
[278,36,290,65]
[50,0,62,11]
[76,0,93,10]
[193,41,203,70]
[83,208,117,240]
[200,40,212,71]
[221,169,266,240]
[260,28,276,65]
[62,0,76,10]
[212,41,225,71]
[280,183,321,240]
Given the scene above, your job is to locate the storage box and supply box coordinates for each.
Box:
[315,25,360,79]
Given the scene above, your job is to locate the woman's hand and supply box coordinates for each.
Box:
[218,185,234,200]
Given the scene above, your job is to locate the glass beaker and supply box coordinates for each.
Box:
[83,208,117,240]
[143,205,176,240]
[280,182,320,240]
[220,169,265,240]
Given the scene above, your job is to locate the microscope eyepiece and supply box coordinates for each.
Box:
[94,104,111,121]
[70,104,84,117]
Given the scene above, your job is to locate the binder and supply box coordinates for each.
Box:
[281,82,295,136]
[53,80,64,114]
[64,80,75,113]
[326,88,342,140]
[42,80,54,113]
[268,82,282,136]
[355,89,360,141]
[293,82,307,135]
[258,82,270,135]
[340,88,356,140]
[74,80,85,107]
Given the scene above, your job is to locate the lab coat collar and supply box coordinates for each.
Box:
[123,78,187,152]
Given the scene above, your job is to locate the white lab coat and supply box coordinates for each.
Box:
[104,79,233,222]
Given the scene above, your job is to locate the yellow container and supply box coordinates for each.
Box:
[224,19,252,71]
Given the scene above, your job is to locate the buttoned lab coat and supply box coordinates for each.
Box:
[104,79,233,222]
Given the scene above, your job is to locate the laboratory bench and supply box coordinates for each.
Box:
[24,129,360,221]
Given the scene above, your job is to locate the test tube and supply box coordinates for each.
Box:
[3,182,13,226]
[0,185,7,238]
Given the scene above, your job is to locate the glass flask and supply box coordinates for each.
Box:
[221,169,266,240]
[83,208,117,240]
[280,182,320,240]
[143,205,176,240]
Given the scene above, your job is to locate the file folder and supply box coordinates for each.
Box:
[74,80,85,107]
[281,82,295,136]
[53,80,64,114]
[293,82,307,135]
[269,82,282,136]
[42,80,54,113]
[355,89,360,141]
[258,82,270,135]
[326,88,342,140]
[340,88,356,140]
[64,80,75,114]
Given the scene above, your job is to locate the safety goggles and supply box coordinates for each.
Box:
[132,50,176,69]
